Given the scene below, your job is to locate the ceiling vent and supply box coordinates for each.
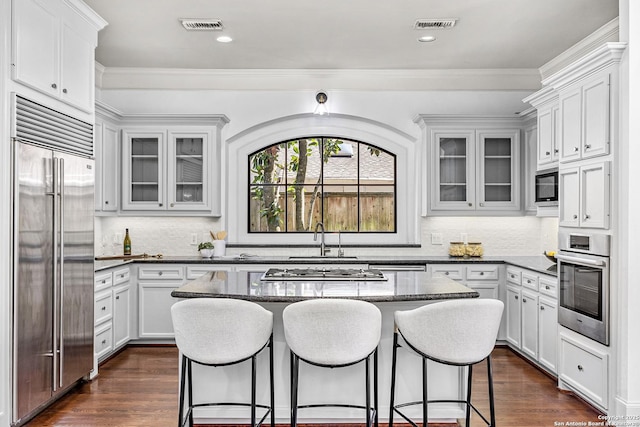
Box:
[414,19,458,30]
[180,19,223,31]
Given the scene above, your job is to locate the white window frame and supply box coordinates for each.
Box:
[226,114,420,246]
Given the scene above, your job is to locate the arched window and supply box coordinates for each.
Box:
[248,137,396,233]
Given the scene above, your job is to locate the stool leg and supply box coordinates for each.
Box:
[290,352,299,427]
[465,365,473,427]
[389,332,399,427]
[269,334,275,427]
[374,348,379,427]
[487,356,496,427]
[422,356,428,427]
[187,359,194,427]
[365,355,371,427]
[178,355,187,427]
[251,355,257,427]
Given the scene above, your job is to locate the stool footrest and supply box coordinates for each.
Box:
[392,400,491,427]
[181,403,272,427]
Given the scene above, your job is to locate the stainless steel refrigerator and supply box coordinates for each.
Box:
[11,96,95,426]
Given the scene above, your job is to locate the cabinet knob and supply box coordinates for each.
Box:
[573,214,578,219]
[101,306,106,311]
[51,83,57,89]
[574,147,579,152]
[515,295,519,300]
[105,201,109,205]
[102,280,106,284]
[523,298,527,303]
[577,365,584,372]
[62,88,68,94]
[116,296,120,300]
[170,203,175,207]
[444,271,449,275]
[159,203,163,207]
[545,285,551,290]
[584,214,591,220]
[479,203,484,207]
[468,203,472,207]
[545,151,551,155]
[554,149,559,154]
[158,271,163,276]
[102,339,107,345]
[540,306,545,311]
[585,144,591,150]
[480,271,484,276]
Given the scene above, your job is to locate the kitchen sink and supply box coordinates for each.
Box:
[288,256,358,260]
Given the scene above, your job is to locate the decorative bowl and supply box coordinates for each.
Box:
[200,248,215,258]
[544,252,557,263]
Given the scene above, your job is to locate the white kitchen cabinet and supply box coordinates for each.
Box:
[418,116,523,215]
[113,283,131,349]
[137,265,184,339]
[538,296,558,373]
[537,104,560,167]
[520,288,539,360]
[559,161,610,229]
[11,0,105,113]
[94,118,119,213]
[429,263,500,299]
[505,285,522,348]
[559,72,611,163]
[120,117,228,215]
[559,330,608,410]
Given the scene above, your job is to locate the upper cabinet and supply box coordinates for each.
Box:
[416,116,522,215]
[558,71,611,163]
[11,0,107,113]
[118,115,229,215]
[523,87,560,170]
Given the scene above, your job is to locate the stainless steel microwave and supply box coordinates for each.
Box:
[535,168,559,206]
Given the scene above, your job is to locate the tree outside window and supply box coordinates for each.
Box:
[249,137,396,233]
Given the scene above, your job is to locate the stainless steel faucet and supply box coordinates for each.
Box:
[314,222,327,256]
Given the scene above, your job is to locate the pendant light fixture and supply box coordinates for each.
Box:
[313,91,328,115]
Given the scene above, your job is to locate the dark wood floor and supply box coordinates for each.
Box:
[25,346,602,427]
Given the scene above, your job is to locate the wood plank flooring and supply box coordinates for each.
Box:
[25,346,602,427]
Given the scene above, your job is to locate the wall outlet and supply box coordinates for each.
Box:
[460,233,468,244]
[190,233,198,245]
[431,233,443,245]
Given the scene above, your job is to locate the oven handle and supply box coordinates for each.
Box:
[556,254,606,267]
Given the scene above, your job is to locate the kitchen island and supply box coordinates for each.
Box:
[171,270,480,425]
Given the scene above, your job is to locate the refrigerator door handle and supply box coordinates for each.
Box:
[52,157,59,392]
[59,157,65,388]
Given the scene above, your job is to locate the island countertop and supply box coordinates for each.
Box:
[170,270,479,302]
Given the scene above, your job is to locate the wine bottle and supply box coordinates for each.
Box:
[123,229,131,255]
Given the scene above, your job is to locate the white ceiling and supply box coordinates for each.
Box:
[84,0,618,72]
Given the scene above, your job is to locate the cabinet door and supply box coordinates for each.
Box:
[521,289,539,360]
[96,124,119,212]
[113,284,131,349]
[582,73,610,160]
[538,297,558,373]
[506,285,521,348]
[580,161,610,229]
[537,106,555,167]
[167,132,210,211]
[476,130,520,210]
[559,167,580,227]
[122,131,165,210]
[60,21,93,112]
[431,131,476,211]
[12,0,59,97]
[138,282,180,338]
[559,88,582,162]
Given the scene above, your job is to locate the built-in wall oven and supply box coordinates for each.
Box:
[556,230,610,346]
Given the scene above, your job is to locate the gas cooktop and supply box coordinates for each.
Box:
[261,268,388,281]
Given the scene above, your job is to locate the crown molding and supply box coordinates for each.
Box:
[95,67,542,91]
[522,85,558,108]
[539,17,619,81]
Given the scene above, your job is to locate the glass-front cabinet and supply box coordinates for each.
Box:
[429,125,520,213]
[122,128,216,212]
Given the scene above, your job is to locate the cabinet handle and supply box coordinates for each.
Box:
[527,279,531,284]
[62,88,68,94]
[105,200,109,205]
[159,203,163,207]
[444,271,450,275]
[574,147,579,152]
[577,365,584,372]
[585,144,591,150]
[101,280,106,284]
[510,274,515,279]
[545,151,551,155]
[170,203,175,207]
[51,83,57,89]
[479,203,484,207]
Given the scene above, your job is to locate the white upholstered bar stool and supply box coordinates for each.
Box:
[171,298,274,427]
[283,299,382,427]
[389,299,504,427]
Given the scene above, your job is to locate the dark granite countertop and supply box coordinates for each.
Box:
[96,255,557,276]
[171,270,479,303]
[94,259,133,272]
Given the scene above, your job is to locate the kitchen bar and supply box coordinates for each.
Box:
[171,270,479,425]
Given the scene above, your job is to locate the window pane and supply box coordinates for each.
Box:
[322,185,358,232]
[249,185,286,232]
[323,139,357,185]
[359,143,395,184]
[249,144,286,185]
[285,185,322,231]
[360,185,395,232]
[286,139,321,185]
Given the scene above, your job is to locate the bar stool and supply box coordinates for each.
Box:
[171,298,274,427]
[283,299,381,427]
[389,299,504,427]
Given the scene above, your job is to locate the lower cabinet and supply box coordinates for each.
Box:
[138,265,185,339]
[93,266,131,377]
[505,265,558,375]
[559,329,608,410]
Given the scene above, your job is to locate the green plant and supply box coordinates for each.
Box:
[198,242,214,250]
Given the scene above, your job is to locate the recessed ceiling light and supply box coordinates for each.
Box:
[217,36,233,43]
[418,36,436,43]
